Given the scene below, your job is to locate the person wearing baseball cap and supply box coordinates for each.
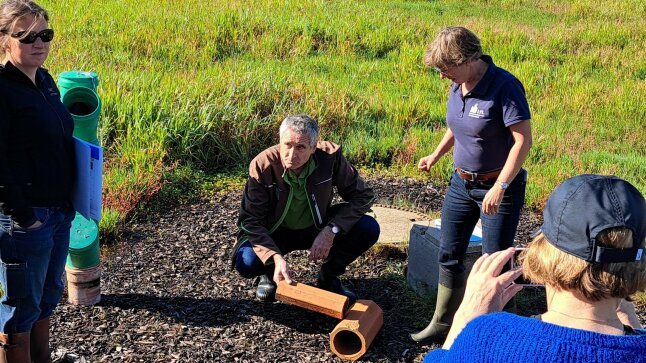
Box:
[423,174,646,363]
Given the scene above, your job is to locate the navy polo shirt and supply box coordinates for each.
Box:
[446,55,531,173]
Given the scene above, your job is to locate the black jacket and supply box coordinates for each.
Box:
[0,62,75,227]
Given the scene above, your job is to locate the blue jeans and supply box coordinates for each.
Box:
[0,207,75,333]
[439,170,526,274]
[235,215,380,278]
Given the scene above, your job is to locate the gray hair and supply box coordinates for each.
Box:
[279,114,319,146]
[0,0,49,60]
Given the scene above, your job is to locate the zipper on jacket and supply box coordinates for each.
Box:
[314,177,332,186]
[310,193,323,226]
[303,173,324,228]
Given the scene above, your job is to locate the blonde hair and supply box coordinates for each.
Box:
[521,229,646,301]
[0,0,49,60]
[423,26,482,70]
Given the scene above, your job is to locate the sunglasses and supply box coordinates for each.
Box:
[10,28,54,44]
[432,62,466,76]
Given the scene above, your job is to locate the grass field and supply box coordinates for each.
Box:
[38,0,645,231]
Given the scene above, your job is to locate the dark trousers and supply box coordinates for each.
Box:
[439,170,526,276]
[235,215,380,278]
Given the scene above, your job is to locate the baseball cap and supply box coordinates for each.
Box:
[542,174,646,263]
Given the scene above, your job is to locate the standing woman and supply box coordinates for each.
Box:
[411,26,532,342]
[0,1,75,362]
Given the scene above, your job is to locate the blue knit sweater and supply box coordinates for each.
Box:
[424,312,646,363]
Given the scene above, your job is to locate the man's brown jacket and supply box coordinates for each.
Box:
[231,141,375,265]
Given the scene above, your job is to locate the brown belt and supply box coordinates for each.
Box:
[456,167,501,182]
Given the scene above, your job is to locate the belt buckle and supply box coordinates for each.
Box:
[459,168,477,182]
[462,169,477,182]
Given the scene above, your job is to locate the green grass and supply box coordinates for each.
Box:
[38,0,646,233]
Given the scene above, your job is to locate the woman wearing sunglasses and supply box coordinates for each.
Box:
[411,26,532,343]
[0,1,75,362]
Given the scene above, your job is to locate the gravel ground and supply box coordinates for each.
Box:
[49,176,643,362]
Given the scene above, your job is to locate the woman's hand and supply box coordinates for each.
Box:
[482,184,505,215]
[272,254,293,284]
[458,248,522,318]
[484,120,531,215]
[418,153,439,172]
[419,129,454,172]
[442,248,523,349]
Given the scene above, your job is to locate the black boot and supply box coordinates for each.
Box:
[255,273,277,302]
[410,269,465,343]
[254,263,277,302]
[316,271,357,304]
[318,245,363,304]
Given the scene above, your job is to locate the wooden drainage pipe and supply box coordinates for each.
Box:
[276,281,349,319]
[330,299,383,361]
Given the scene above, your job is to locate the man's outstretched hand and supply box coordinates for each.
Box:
[272,254,293,284]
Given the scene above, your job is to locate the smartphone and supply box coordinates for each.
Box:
[511,248,543,287]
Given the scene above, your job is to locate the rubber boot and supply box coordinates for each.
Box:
[410,269,466,343]
[0,332,31,363]
[30,318,52,363]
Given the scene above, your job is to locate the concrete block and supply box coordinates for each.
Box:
[407,221,482,298]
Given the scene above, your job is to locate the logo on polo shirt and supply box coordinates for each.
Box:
[468,103,485,118]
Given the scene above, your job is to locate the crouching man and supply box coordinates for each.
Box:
[230,114,380,303]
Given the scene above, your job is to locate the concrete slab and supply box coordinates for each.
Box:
[370,206,430,244]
